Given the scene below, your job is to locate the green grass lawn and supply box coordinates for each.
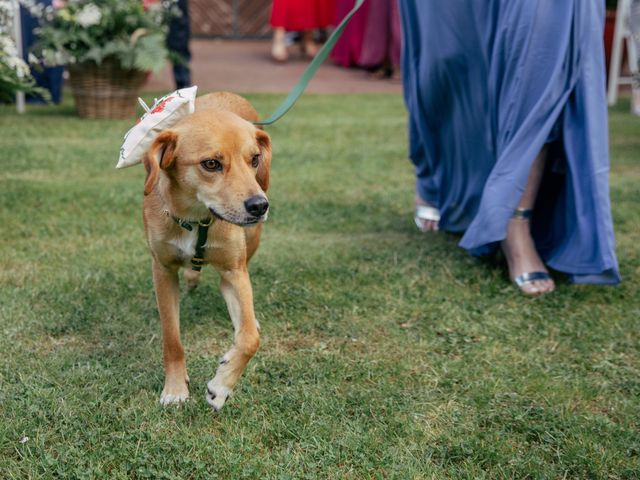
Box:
[1,93,639,479]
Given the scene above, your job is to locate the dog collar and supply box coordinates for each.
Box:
[166,211,214,271]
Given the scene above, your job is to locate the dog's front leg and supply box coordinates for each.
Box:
[152,259,189,405]
[206,267,260,411]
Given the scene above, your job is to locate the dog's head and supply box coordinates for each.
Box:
[143,110,272,226]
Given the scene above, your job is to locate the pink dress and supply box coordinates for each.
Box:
[359,0,401,69]
[330,0,370,67]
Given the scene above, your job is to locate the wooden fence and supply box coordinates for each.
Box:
[190,0,272,38]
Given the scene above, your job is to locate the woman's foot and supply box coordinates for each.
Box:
[501,212,555,296]
[366,63,399,80]
[271,29,288,62]
[414,197,440,232]
[271,40,288,62]
[367,66,390,79]
[301,30,319,59]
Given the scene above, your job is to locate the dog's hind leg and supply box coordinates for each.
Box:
[183,268,201,292]
[152,260,190,405]
[206,267,260,412]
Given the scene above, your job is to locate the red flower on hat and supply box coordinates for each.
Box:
[151,96,174,114]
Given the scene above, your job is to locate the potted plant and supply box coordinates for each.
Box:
[0,1,49,103]
[34,0,176,118]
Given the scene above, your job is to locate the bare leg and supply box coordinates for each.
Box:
[271,27,288,62]
[152,260,190,405]
[501,147,555,296]
[206,268,260,411]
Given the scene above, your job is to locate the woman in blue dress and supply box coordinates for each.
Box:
[399,0,621,295]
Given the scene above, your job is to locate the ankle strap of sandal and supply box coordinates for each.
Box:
[512,208,533,219]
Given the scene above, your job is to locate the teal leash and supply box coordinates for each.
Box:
[254,0,367,126]
[166,1,366,272]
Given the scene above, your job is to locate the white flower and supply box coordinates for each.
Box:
[0,0,12,16]
[1,36,16,56]
[17,0,45,18]
[0,34,30,77]
[41,47,67,66]
[6,53,30,78]
[75,3,101,27]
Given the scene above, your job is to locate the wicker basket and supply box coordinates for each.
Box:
[68,59,147,119]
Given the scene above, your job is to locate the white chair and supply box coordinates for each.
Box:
[608,0,639,106]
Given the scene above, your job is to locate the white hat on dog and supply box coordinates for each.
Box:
[116,86,198,169]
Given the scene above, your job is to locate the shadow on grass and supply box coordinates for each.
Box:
[33,267,231,342]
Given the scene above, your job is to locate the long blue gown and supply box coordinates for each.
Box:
[399,0,620,284]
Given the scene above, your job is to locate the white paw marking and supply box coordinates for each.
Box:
[160,391,189,406]
[206,379,232,412]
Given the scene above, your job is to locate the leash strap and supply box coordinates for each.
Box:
[161,0,369,265]
[254,0,367,126]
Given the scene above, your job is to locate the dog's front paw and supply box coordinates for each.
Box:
[160,381,189,406]
[206,379,232,412]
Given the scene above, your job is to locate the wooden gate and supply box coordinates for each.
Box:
[190,0,272,38]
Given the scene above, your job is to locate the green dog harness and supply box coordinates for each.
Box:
[171,215,214,271]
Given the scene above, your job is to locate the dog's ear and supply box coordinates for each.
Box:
[255,129,271,192]
[143,131,178,196]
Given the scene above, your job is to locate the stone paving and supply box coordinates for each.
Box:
[145,39,403,95]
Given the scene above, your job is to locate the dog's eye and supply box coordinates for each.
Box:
[251,153,261,168]
[201,159,222,172]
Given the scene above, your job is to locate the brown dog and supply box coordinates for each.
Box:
[142,92,271,411]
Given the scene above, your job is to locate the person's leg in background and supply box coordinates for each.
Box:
[20,0,63,103]
[168,0,192,89]
[271,27,288,62]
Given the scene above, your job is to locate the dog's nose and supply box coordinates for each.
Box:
[244,195,269,217]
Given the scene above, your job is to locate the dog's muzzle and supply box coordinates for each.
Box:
[244,195,269,218]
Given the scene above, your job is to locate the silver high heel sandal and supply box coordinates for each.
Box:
[510,208,553,294]
[414,204,440,232]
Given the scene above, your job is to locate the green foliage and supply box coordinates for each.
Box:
[0,3,49,102]
[33,0,176,72]
[0,58,50,103]
[0,93,638,478]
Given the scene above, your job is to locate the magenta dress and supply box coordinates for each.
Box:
[359,0,401,69]
[330,0,370,67]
